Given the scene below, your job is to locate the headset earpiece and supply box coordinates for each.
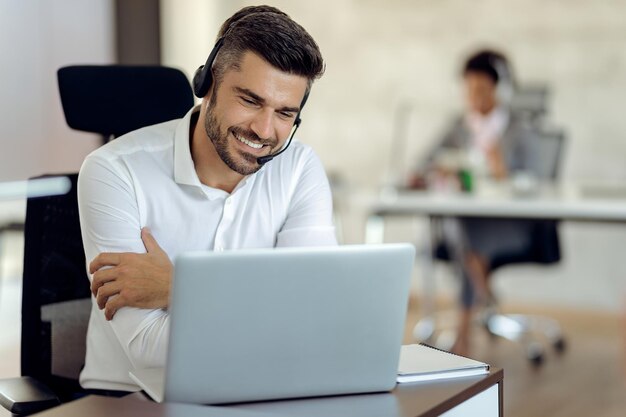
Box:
[193,37,225,98]
[192,65,208,98]
[490,54,515,105]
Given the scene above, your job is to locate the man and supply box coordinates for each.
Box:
[410,50,540,355]
[78,6,336,392]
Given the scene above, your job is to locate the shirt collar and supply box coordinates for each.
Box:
[174,105,202,187]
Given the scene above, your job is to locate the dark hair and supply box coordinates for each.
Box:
[212,6,325,92]
[217,5,288,37]
[463,50,509,85]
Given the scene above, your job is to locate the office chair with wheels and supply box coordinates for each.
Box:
[0,65,194,415]
[482,129,566,365]
[423,129,567,365]
[0,174,89,415]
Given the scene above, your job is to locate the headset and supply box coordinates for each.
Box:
[192,34,309,165]
[488,53,515,105]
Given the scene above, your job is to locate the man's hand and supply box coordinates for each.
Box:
[90,228,173,321]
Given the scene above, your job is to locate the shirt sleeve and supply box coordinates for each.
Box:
[78,154,169,369]
[275,149,338,247]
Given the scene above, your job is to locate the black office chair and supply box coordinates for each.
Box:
[0,174,89,415]
[482,129,566,365]
[0,65,194,415]
[428,129,567,365]
[57,65,194,144]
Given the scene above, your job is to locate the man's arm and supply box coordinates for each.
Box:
[78,154,171,368]
[90,227,172,320]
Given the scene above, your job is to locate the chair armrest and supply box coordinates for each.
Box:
[0,376,60,415]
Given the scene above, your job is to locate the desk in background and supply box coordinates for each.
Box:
[31,368,503,417]
[363,182,626,344]
[367,182,626,229]
[364,183,626,290]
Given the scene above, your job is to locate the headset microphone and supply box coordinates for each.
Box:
[257,115,301,165]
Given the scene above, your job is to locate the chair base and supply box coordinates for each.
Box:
[414,307,567,366]
[0,376,60,415]
[485,312,566,364]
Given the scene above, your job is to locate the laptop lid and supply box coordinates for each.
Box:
[155,243,414,404]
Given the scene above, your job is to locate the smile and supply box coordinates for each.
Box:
[234,133,263,149]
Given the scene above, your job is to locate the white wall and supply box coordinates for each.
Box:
[2,1,625,311]
[215,0,626,188]
[0,0,114,181]
[180,0,626,312]
[160,0,219,89]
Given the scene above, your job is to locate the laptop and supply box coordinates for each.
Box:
[130,243,415,405]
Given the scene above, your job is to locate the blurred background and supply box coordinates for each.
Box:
[2,1,626,415]
[3,0,626,308]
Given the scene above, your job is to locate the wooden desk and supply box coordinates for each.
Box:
[32,368,503,417]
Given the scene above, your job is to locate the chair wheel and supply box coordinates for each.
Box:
[483,321,498,339]
[527,343,544,367]
[529,352,544,367]
[553,337,566,353]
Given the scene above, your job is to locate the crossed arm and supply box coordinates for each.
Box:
[81,147,336,323]
[90,227,173,320]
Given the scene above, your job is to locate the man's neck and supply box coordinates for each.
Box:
[190,114,244,194]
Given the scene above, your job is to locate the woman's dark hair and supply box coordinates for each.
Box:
[463,50,509,85]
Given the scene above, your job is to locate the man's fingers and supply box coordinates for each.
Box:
[96,282,121,309]
[141,227,164,254]
[104,296,123,321]
[91,267,118,296]
[89,252,122,274]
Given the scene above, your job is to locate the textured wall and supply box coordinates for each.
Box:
[222,0,626,187]
[213,0,626,311]
[3,1,624,310]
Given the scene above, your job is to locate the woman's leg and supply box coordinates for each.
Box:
[465,251,492,303]
[451,250,491,356]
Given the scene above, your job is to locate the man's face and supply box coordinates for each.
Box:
[464,71,498,115]
[204,51,308,176]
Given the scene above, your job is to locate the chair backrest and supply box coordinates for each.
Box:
[510,84,550,122]
[57,65,194,140]
[533,128,566,181]
[490,128,567,270]
[21,174,91,401]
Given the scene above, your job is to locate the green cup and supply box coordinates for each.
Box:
[458,169,473,192]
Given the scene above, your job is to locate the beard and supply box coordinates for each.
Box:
[204,97,278,176]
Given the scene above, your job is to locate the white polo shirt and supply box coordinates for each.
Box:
[78,107,336,391]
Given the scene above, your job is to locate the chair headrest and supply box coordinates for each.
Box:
[57,65,194,138]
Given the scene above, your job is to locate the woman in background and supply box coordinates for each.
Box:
[409,50,540,355]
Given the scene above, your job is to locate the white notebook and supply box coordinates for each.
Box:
[397,344,490,383]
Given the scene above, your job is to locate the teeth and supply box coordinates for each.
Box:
[235,134,263,149]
